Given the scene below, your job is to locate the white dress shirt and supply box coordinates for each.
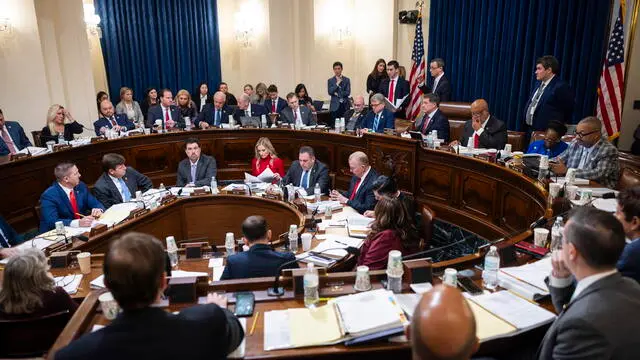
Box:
[294,107,303,127]
[433,73,444,92]
[58,183,80,228]
[529,74,555,116]
[549,269,618,303]
[466,115,490,148]
[200,94,207,111]
[576,145,595,170]
[245,104,253,117]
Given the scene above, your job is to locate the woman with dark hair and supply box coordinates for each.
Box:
[366,59,387,100]
[96,91,109,112]
[357,197,418,270]
[526,120,569,158]
[364,175,415,218]
[194,82,210,112]
[295,84,314,111]
[140,87,159,120]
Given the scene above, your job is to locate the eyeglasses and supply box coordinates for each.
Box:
[575,130,599,138]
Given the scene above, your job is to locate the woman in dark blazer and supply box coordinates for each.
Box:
[366,59,388,102]
[193,82,211,112]
[295,83,315,111]
[140,87,159,120]
[40,104,84,144]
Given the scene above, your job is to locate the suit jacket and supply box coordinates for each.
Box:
[39,182,105,232]
[232,104,270,123]
[282,160,330,195]
[93,114,135,136]
[327,76,351,112]
[176,155,217,187]
[145,105,185,129]
[40,122,84,144]
[414,109,450,142]
[0,215,23,247]
[220,243,298,280]
[225,93,238,106]
[459,115,507,149]
[0,121,32,155]
[93,168,153,209]
[419,74,452,102]
[343,108,369,131]
[263,98,287,114]
[617,239,640,284]
[196,104,232,127]
[193,94,211,112]
[538,273,640,360]
[54,306,244,360]
[342,168,378,214]
[525,76,574,131]
[378,77,410,116]
[361,109,395,133]
[280,106,315,126]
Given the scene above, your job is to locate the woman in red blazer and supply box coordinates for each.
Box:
[251,137,285,181]
[357,197,419,270]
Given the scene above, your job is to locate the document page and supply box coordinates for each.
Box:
[466,299,517,341]
[288,305,344,347]
[335,289,405,336]
[468,290,556,329]
[264,310,292,351]
[500,256,552,292]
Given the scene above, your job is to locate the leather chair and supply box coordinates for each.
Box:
[0,310,71,357]
[441,102,471,143]
[31,130,42,147]
[507,131,526,152]
[419,204,436,251]
[529,131,546,145]
[618,166,640,190]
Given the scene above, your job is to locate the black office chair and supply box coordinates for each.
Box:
[0,310,71,358]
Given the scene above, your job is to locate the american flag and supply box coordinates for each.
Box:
[407,12,425,120]
[597,4,625,139]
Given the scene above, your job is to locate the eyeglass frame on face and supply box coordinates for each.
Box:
[575,129,599,138]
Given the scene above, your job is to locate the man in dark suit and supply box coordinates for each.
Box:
[343,95,369,131]
[93,153,153,209]
[414,93,450,142]
[220,216,298,280]
[176,138,217,187]
[54,232,244,360]
[0,215,24,259]
[282,146,330,195]
[524,55,574,132]
[0,108,32,155]
[330,151,378,214]
[233,94,269,124]
[280,93,315,127]
[419,58,452,102]
[39,162,105,232]
[378,60,410,118]
[93,100,135,136]
[450,99,507,149]
[219,82,238,106]
[614,187,640,284]
[197,91,232,128]
[361,93,395,133]
[263,84,287,114]
[327,61,351,127]
[145,88,184,130]
[538,207,640,360]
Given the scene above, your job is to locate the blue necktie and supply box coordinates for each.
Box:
[215,110,220,126]
[0,229,10,248]
[191,164,197,184]
[301,170,309,188]
[373,114,380,131]
[118,178,131,202]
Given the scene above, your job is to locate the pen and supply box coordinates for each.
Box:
[319,297,334,302]
[250,311,260,335]
[75,213,86,218]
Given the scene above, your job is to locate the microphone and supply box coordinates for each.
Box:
[529,209,571,230]
[243,183,253,196]
[267,246,361,297]
[402,233,477,260]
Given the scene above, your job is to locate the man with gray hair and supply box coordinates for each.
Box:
[550,116,619,188]
[343,95,369,131]
[39,162,104,232]
[360,93,395,134]
[232,93,269,125]
[196,91,230,129]
[330,151,378,213]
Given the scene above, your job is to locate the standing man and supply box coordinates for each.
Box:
[413,93,450,142]
[280,93,315,127]
[176,138,217,187]
[524,55,574,132]
[419,58,452,102]
[233,94,269,123]
[93,153,153,209]
[343,95,369,131]
[328,61,351,128]
[0,108,32,155]
[264,85,287,114]
[282,146,330,195]
[378,60,410,117]
[330,151,378,214]
[145,88,184,131]
[450,99,507,149]
[197,92,231,129]
[93,100,135,136]
[360,94,395,133]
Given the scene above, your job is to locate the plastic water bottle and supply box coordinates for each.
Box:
[210,176,219,195]
[314,182,321,202]
[57,133,65,144]
[166,236,179,267]
[482,246,500,290]
[304,263,319,308]
[261,115,267,128]
[550,217,564,250]
[288,224,298,252]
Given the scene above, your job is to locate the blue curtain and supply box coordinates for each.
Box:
[427,0,611,130]
[95,0,222,102]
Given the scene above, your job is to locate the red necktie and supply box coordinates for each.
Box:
[272,100,276,113]
[421,115,431,134]
[473,133,479,148]
[110,117,117,126]
[389,79,395,103]
[1,128,17,155]
[349,178,361,200]
[164,107,171,128]
[294,110,298,122]
[70,191,80,219]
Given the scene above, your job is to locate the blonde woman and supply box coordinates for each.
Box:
[251,137,284,180]
[40,104,84,145]
[115,87,144,126]
[255,82,268,104]
[175,89,197,120]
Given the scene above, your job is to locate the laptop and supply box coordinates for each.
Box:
[240,116,262,128]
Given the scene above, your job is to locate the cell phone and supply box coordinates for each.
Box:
[234,292,255,317]
[457,277,484,296]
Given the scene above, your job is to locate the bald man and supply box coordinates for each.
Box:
[196,91,231,128]
[409,285,479,360]
[451,99,507,150]
[330,151,378,214]
[343,95,369,131]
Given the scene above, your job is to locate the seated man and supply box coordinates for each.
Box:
[413,93,450,142]
[614,187,640,284]
[219,82,238,106]
[232,94,269,124]
[282,146,330,195]
[343,95,369,131]
[54,232,244,359]
[220,216,298,280]
[196,92,232,129]
[93,153,153,209]
[0,108,32,155]
[450,99,507,150]
[93,100,135,136]
[540,207,640,359]
[527,120,569,158]
[39,162,104,232]
[0,215,24,259]
[550,116,619,188]
[361,93,395,133]
[280,93,315,127]
[145,88,184,131]
[263,85,287,114]
[330,151,378,214]
[176,138,217,187]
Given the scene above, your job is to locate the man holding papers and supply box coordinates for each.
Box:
[538,207,640,360]
[282,146,330,195]
[330,151,377,214]
[378,60,410,117]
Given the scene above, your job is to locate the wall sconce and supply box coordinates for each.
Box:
[0,17,12,34]
[332,26,352,47]
[233,0,265,49]
[234,18,254,48]
[83,4,102,38]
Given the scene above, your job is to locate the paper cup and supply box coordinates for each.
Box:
[512,151,524,166]
[549,183,562,198]
[533,228,549,247]
[386,250,403,276]
[99,292,120,320]
[566,185,579,200]
[77,252,91,274]
[301,233,313,251]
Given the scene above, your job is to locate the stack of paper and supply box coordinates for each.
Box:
[209,258,225,282]
[553,177,590,185]
[307,200,342,213]
[244,168,275,183]
[16,146,49,156]
[500,256,552,298]
[297,234,363,264]
[468,290,556,331]
[54,275,83,295]
[90,274,105,289]
[97,202,139,226]
[346,215,373,238]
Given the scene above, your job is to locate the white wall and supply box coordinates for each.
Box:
[618,1,640,150]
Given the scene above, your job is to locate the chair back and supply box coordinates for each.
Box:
[31,130,42,147]
[529,131,546,145]
[618,166,640,190]
[419,204,436,251]
[507,131,526,152]
[0,310,71,357]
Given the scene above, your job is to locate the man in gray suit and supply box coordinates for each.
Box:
[282,146,330,195]
[538,207,640,360]
[176,138,217,187]
[93,153,153,208]
[280,93,315,127]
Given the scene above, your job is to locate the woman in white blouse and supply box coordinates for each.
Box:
[115,87,144,127]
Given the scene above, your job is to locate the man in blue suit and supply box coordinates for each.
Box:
[93,100,135,136]
[327,61,351,127]
[414,93,450,142]
[220,216,298,280]
[39,162,105,232]
[0,215,24,259]
[197,92,232,128]
[145,88,185,130]
[263,85,287,114]
[330,151,378,214]
[524,55,574,132]
[615,187,640,284]
[378,60,410,118]
[361,93,395,133]
[0,108,32,155]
